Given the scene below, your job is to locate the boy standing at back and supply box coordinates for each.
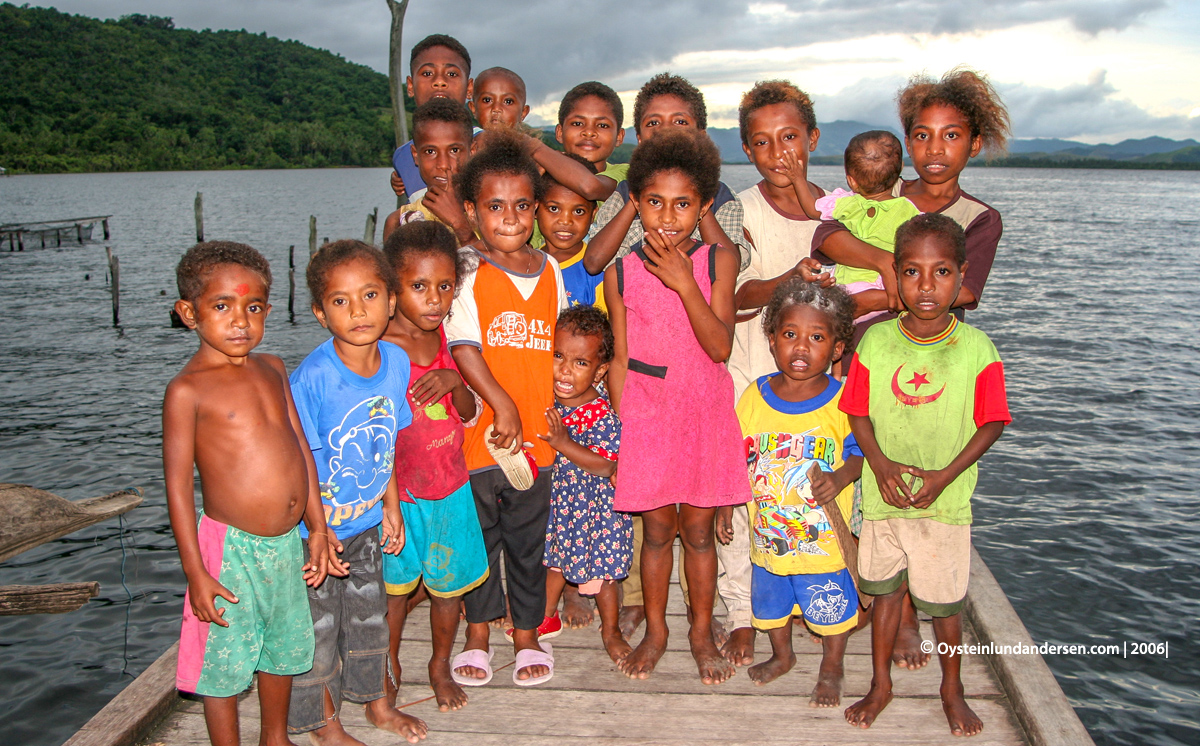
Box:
[165,241,332,746]
[383,97,476,243]
[841,214,1010,737]
[392,34,474,201]
[555,81,628,189]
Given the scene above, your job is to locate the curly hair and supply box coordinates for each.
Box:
[632,73,707,134]
[738,80,817,145]
[382,221,468,294]
[761,277,855,350]
[894,213,967,267]
[626,128,721,204]
[557,305,615,364]
[558,81,624,129]
[844,130,904,195]
[897,67,1011,155]
[540,152,598,195]
[307,239,393,308]
[455,129,544,205]
[176,241,272,302]
[409,34,471,75]
[412,97,474,143]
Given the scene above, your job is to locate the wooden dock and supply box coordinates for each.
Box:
[1,215,111,251]
[68,548,1092,746]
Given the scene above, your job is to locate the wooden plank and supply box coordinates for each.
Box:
[965,547,1094,746]
[0,581,99,615]
[63,643,179,746]
[0,484,143,562]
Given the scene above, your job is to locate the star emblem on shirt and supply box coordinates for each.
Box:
[906,372,931,391]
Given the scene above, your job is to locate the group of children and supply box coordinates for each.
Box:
[165,30,1014,745]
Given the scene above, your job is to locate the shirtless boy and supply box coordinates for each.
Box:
[165,241,333,746]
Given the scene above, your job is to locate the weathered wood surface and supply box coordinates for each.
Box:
[0,581,99,615]
[0,483,143,563]
[140,582,1028,746]
[965,546,1095,746]
[63,643,180,746]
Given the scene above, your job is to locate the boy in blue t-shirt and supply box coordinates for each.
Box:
[287,240,427,744]
[536,158,604,308]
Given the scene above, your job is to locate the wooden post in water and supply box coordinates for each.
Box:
[364,207,378,245]
[17,231,23,251]
[102,218,110,240]
[288,245,296,319]
[105,246,113,285]
[110,254,120,326]
[56,228,61,247]
[76,223,84,244]
[309,216,317,257]
[194,192,204,242]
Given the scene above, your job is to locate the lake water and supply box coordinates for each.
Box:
[1,165,1197,746]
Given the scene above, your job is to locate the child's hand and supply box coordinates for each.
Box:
[187,571,238,627]
[303,532,331,588]
[422,183,469,234]
[410,369,461,408]
[715,506,734,545]
[871,456,919,509]
[390,171,406,198]
[780,148,808,186]
[490,402,524,454]
[537,407,572,452]
[381,504,406,555]
[794,257,834,287]
[807,462,841,506]
[324,533,350,576]
[907,467,951,510]
[642,228,698,295]
[879,264,902,313]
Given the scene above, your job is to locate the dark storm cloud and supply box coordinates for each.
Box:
[45,0,1166,103]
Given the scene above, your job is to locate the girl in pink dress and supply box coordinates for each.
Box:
[603,129,752,685]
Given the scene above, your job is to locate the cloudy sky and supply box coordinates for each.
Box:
[45,0,1200,143]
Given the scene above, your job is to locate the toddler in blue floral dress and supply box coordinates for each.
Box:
[539,305,634,663]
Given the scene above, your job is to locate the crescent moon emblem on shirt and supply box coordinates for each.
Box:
[891,366,946,406]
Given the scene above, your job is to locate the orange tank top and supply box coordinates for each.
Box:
[463,258,559,471]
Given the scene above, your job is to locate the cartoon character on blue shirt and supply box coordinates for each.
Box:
[322,396,397,518]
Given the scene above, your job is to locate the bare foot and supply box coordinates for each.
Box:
[364,699,428,743]
[601,626,633,664]
[942,687,984,737]
[810,661,844,707]
[845,685,894,729]
[747,650,795,685]
[893,622,931,669]
[561,585,595,628]
[618,630,666,679]
[721,627,756,666]
[429,659,468,712]
[690,631,735,685]
[618,604,645,639]
[307,723,367,746]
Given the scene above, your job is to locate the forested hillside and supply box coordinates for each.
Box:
[0,5,399,173]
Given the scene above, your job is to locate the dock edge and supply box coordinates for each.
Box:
[61,642,180,746]
[965,546,1095,746]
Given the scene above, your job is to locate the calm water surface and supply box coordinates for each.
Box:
[0,165,1197,746]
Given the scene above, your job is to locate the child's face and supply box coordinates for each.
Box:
[636,94,699,142]
[470,73,529,130]
[464,172,537,254]
[178,264,270,358]
[556,95,624,165]
[536,183,596,255]
[411,121,471,190]
[394,253,456,333]
[552,328,609,406]
[312,258,396,346]
[895,236,967,322]
[905,103,982,186]
[768,304,843,384]
[741,103,820,188]
[406,46,472,106]
[632,170,712,250]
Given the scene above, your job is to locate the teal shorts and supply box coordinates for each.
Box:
[176,514,314,697]
[382,481,489,598]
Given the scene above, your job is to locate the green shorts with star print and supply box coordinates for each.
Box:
[176,513,315,697]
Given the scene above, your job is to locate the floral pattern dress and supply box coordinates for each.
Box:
[543,392,632,585]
